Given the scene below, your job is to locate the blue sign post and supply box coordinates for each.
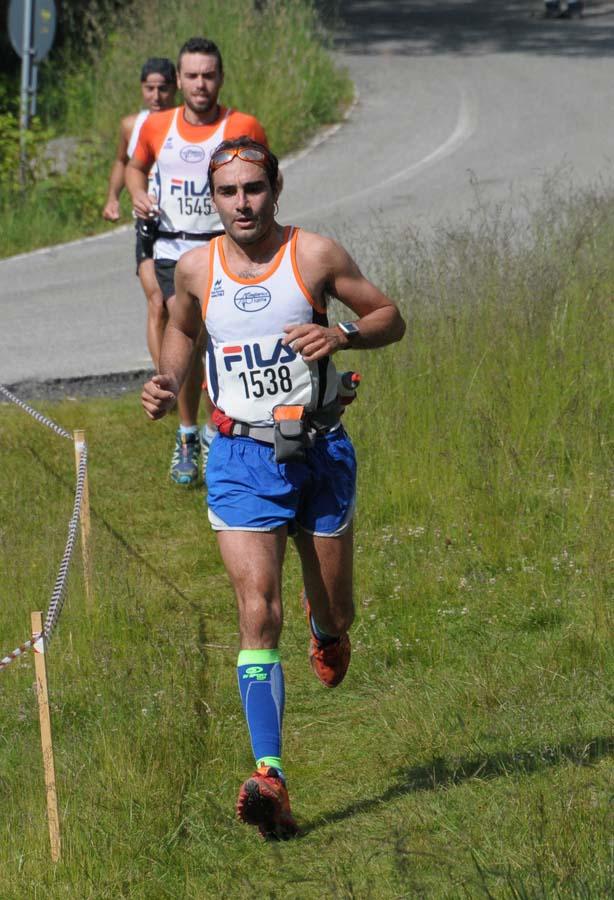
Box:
[8,0,57,185]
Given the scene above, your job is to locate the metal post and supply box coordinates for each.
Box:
[30,62,39,118]
[19,0,34,188]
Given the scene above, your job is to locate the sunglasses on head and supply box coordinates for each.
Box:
[210,146,268,172]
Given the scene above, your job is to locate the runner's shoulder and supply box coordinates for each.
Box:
[295,229,349,274]
[121,112,139,136]
[138,107,174,140]
[225,109,268,145]
[176,243,211,295]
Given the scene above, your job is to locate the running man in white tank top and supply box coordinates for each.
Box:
[127,38,268,488]
[141,138,406,839]
[102,57,177,371]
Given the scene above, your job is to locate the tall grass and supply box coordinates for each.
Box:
[0,181,611,897]
[82,0,350,153]
[0,0,352,258]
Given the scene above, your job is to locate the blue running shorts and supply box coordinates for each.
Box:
[206,426,356,536]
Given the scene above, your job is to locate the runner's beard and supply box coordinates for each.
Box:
[230,218,277,246]
[185,95,218,116]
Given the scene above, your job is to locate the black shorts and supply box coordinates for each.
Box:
[154,258,177,301]
[135,225,155,273]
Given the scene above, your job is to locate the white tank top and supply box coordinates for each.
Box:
[154,107,229,260]
[127,109,149,158]
[204,227,338,426]
[128,110,157,219]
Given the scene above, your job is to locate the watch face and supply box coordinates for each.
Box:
[340,321,360,337]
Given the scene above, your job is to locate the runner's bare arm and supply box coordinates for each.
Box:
[283,233,406,362]
[102,115,136,220]
[125,154,156,219]
[142,250,208,420]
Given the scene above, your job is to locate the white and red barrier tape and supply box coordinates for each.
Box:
[0,384,72,440]
[44,445,87,642]
[0,633,44,671]
[0,384,87,673]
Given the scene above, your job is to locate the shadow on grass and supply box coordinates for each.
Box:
[301,735,613,835]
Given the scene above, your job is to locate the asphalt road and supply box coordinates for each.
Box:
[2,0,614,388]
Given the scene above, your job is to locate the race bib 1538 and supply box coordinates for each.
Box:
[211,332,317,425]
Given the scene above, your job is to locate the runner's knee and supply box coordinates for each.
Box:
[237,588,283,646]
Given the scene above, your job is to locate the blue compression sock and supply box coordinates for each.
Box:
[237,649,285,773]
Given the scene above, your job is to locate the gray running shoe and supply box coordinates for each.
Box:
[170,428,201,486]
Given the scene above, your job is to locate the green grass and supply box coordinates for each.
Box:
[0,184,612,897]
[0,0,352,258]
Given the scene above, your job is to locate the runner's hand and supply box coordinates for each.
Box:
[132,190,158,220]
[142,374,178,420]
[102,199,120,221]
[282,323,348,361]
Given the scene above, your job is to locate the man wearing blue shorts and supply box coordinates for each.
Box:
[141,137,406,838]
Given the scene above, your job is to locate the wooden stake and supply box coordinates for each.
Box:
[73,429,93,607]
[31,611,61,863]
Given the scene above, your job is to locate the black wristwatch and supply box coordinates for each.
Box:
[338,321,360,339]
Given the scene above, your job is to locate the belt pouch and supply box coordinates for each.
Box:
[137,216,159,241]
[273,405,308,463]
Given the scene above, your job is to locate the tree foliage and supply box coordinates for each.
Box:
[0,0,137,78]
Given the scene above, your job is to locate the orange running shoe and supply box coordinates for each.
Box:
[236,766,299,840]
[309,630,351,687]
[303,595,351,688]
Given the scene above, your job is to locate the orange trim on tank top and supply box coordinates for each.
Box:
[218,226,291,285]
[133,108,174,164]
[175,105,228,143]
[201,238,218,321]
[290,227,326,314]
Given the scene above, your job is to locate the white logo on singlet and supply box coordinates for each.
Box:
[180,145,206,163]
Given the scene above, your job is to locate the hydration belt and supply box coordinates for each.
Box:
[213,400,341,442]
[212,401,342,462]
[156,229,223,241]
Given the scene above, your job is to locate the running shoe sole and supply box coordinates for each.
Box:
[236,775,299,840]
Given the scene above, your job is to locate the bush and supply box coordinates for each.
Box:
[0,112,54,194]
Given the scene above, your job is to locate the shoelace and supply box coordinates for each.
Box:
[181,446,198,465]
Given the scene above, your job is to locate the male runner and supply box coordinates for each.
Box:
[127,38,268,486]
[141,137,406,838]
[102,58,177,369]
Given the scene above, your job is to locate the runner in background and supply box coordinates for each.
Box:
[544,1,583,17]
[102,58,177,369]
[126,37,268,487]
